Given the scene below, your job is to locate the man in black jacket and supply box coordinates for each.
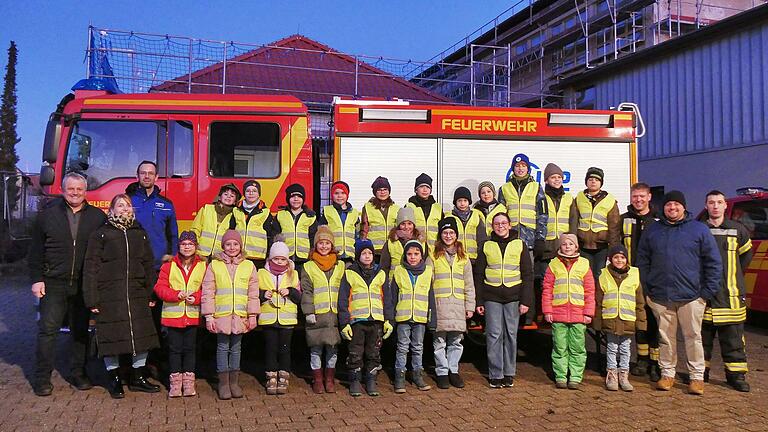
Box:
[29,172,107,396]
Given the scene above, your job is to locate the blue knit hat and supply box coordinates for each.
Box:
[355,238,375,260]
[511,153,531,173]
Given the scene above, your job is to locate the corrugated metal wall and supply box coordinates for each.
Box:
[591,20,768,161]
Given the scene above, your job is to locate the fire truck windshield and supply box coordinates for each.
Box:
[731,199,768,240]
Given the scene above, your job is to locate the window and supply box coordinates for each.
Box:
[209,122,280,178]
[531,34,542,47]
[516,43,527,56]
[169,121,193,177]
[64,120,161,190]
[575,86,596,110]
[732,200,768,240]
[551,22,563,36]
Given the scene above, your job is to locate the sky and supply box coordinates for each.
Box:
[0,0,518,172]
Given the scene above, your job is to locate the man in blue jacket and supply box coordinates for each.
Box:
[637,190,722,396]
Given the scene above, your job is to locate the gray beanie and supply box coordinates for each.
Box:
[544,163,564,180]
[477,181,496,197]
[396,207,416,226]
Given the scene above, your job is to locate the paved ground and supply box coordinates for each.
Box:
[2,270,768,432]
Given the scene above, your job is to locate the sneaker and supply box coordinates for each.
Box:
[448,372,465,389]
[502,376,514,388]
[567,381,580,390]
[489,378,504,388]
[656,376,675,391]
[555,381,567,389]
[688,379,704,395]
[435,374,450,389]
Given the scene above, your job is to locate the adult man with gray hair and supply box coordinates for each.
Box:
[29,172,107,396]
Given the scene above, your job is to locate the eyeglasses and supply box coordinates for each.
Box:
[492,222,510,227]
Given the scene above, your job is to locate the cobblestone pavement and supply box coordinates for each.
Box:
[2,273,768,432]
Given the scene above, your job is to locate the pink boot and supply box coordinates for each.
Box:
[182,372,197,397]
[168,373,183,398]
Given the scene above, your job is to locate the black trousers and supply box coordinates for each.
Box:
[166,326,197,373]
[263,327,293,372]
[35,286,90,383]
[635,304,660,360]
[346,321,383,373]
[581,247,609,280]
[702,321,748,373]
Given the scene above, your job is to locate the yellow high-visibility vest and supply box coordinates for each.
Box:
[258,268,299,326]
[363,202,398,252]
[447,210,483,259]
[483,204,506,235]
[622,217,635,261]
[575,192,616,233]
[393,265,433,323]
[303,260,345,314]
[161,260,206,319]
[346,269,386,321]
[483,239,524,287]
[545,193,574,241]
[210,260,254,318]
[192,204,235,258]
[549,257,590,307]
[276,209,315,260]
[323,205,359,258]
[599,266,639,321]
[233,208,269,260]
[432,254,467,300]
[500,181,540,229]
[386,238,426,275]
[406,201,443,250]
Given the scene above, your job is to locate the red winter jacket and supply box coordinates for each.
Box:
[541,255,596,324]
[153,256,205,328]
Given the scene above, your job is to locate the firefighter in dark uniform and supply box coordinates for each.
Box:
[621,182,661,381]
[701,190,752,392]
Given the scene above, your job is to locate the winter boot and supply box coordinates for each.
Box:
[129,367,160,393]
[619,369,634,391]
[412,369,431,391]
[726,371,750,392]
[449,372,465,389]
[229,370,243,398]
[348,369,362,397]
[311,369,325,394]
[365,370,380,397]
[394,369,406,394]
[435,374,450,389]
[217,371,231,400]
[168,372,183,398]
[605,368,619,391]
[648,361,661,382]
[265,371,278,395]
[324,367,336,393]
[630,356,649,377]
[107,369,125,399]
[182,372,196,397]
[703,367,710,383]
[277,370,289,395]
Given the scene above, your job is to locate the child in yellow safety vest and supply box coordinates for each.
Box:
[405,173,444,252]
[391,240,437,393]
[231,180,276,267]
[201,230,260,400]
[300,226,344,394]
[360,176,398,260]
[319,181,359,261]
[258,237,302,395]
[191,183,241,259]
[593,245,646,392]
[380,207,425,278]
[153,231,206,398]
[275,183,318,267]
[542,233,595,390]
[474,181,506,236]
[448,187,487,263]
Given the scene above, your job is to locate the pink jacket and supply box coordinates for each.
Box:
[201,251,260,335]
[541,256,596,324]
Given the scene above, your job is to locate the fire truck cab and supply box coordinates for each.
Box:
[725,188,768,313]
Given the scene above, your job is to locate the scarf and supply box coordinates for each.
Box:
[215,202,234,223]
[408,195,436,218]
[545,185,565,198]
[108,213,134,231]
[368,197,394,211]
[311,251,338,271]
[241,200,259,213]
[474,199,499,214]
[557,250,580,260]
[268,259,289,275]
[396,229,416,242]
[452,207,471,223]
[350,261,377,282]
[403,258,427,276]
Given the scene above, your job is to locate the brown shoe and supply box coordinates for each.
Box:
[688,379,704,395]
[656,376,674,391]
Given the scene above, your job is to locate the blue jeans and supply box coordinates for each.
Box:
[484,301,520,379]
[216,333,243,373]
[104,352,148,371]
[310,344,338,370]
[606,333,632,370]
[433,331,464,376]
[395,322,426,372]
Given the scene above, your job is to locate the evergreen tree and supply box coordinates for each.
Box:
[0,41,19,172]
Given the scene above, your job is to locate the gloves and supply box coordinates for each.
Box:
[305,314,317,325]
[382,321,393,339]
[341,324,353,340]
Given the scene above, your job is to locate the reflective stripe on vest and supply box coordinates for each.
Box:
[575,192,616,233]
[233,208,269,260]
[545,193,573,240]
[346,269,386,321]
[257,268,299,326]
[161,261,206,319]
[599,266,639,321]
[393,265,433,323]
[432,254,467,300]
[622,217,635,262]
[211,260,254,318]
[705,227,748,324]
[364,202,398,251]
[483,239,523,287]
[303,260,344,314]
[406,201,442,250]
[500,181,540,229]
[323,205,359,257]
[276,210,316,260]
[549,256,590,307]
[196,204,235,257]
[484,204,506,236]
[448,210,483,259]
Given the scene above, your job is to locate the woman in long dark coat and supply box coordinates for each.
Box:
[83,193,160,399]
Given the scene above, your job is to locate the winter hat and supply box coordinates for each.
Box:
[314,225,335,246]
[403,239,424,257]
[559,233,579,250]
[285,183,306,201]
[663,190,687,208]
[221,229,242,248]
[219,183,242,201]
[396,207,416,226]
[477,181,496,197]
[268,239,291,260]
[178,231,198,245]
[453,187,472,205]
[608,244,628,260]
[511,153,531,172]
[437,217,459,238]
[354,238,375,260]
[414,173,433,191]
[544,163,564,180]
[242,180,262,195]
[331,180,350,197]
[371,176,391,193]
[585,167,604,185]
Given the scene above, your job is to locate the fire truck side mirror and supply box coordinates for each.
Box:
[42,117,62,163]
[39,165,55,186]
